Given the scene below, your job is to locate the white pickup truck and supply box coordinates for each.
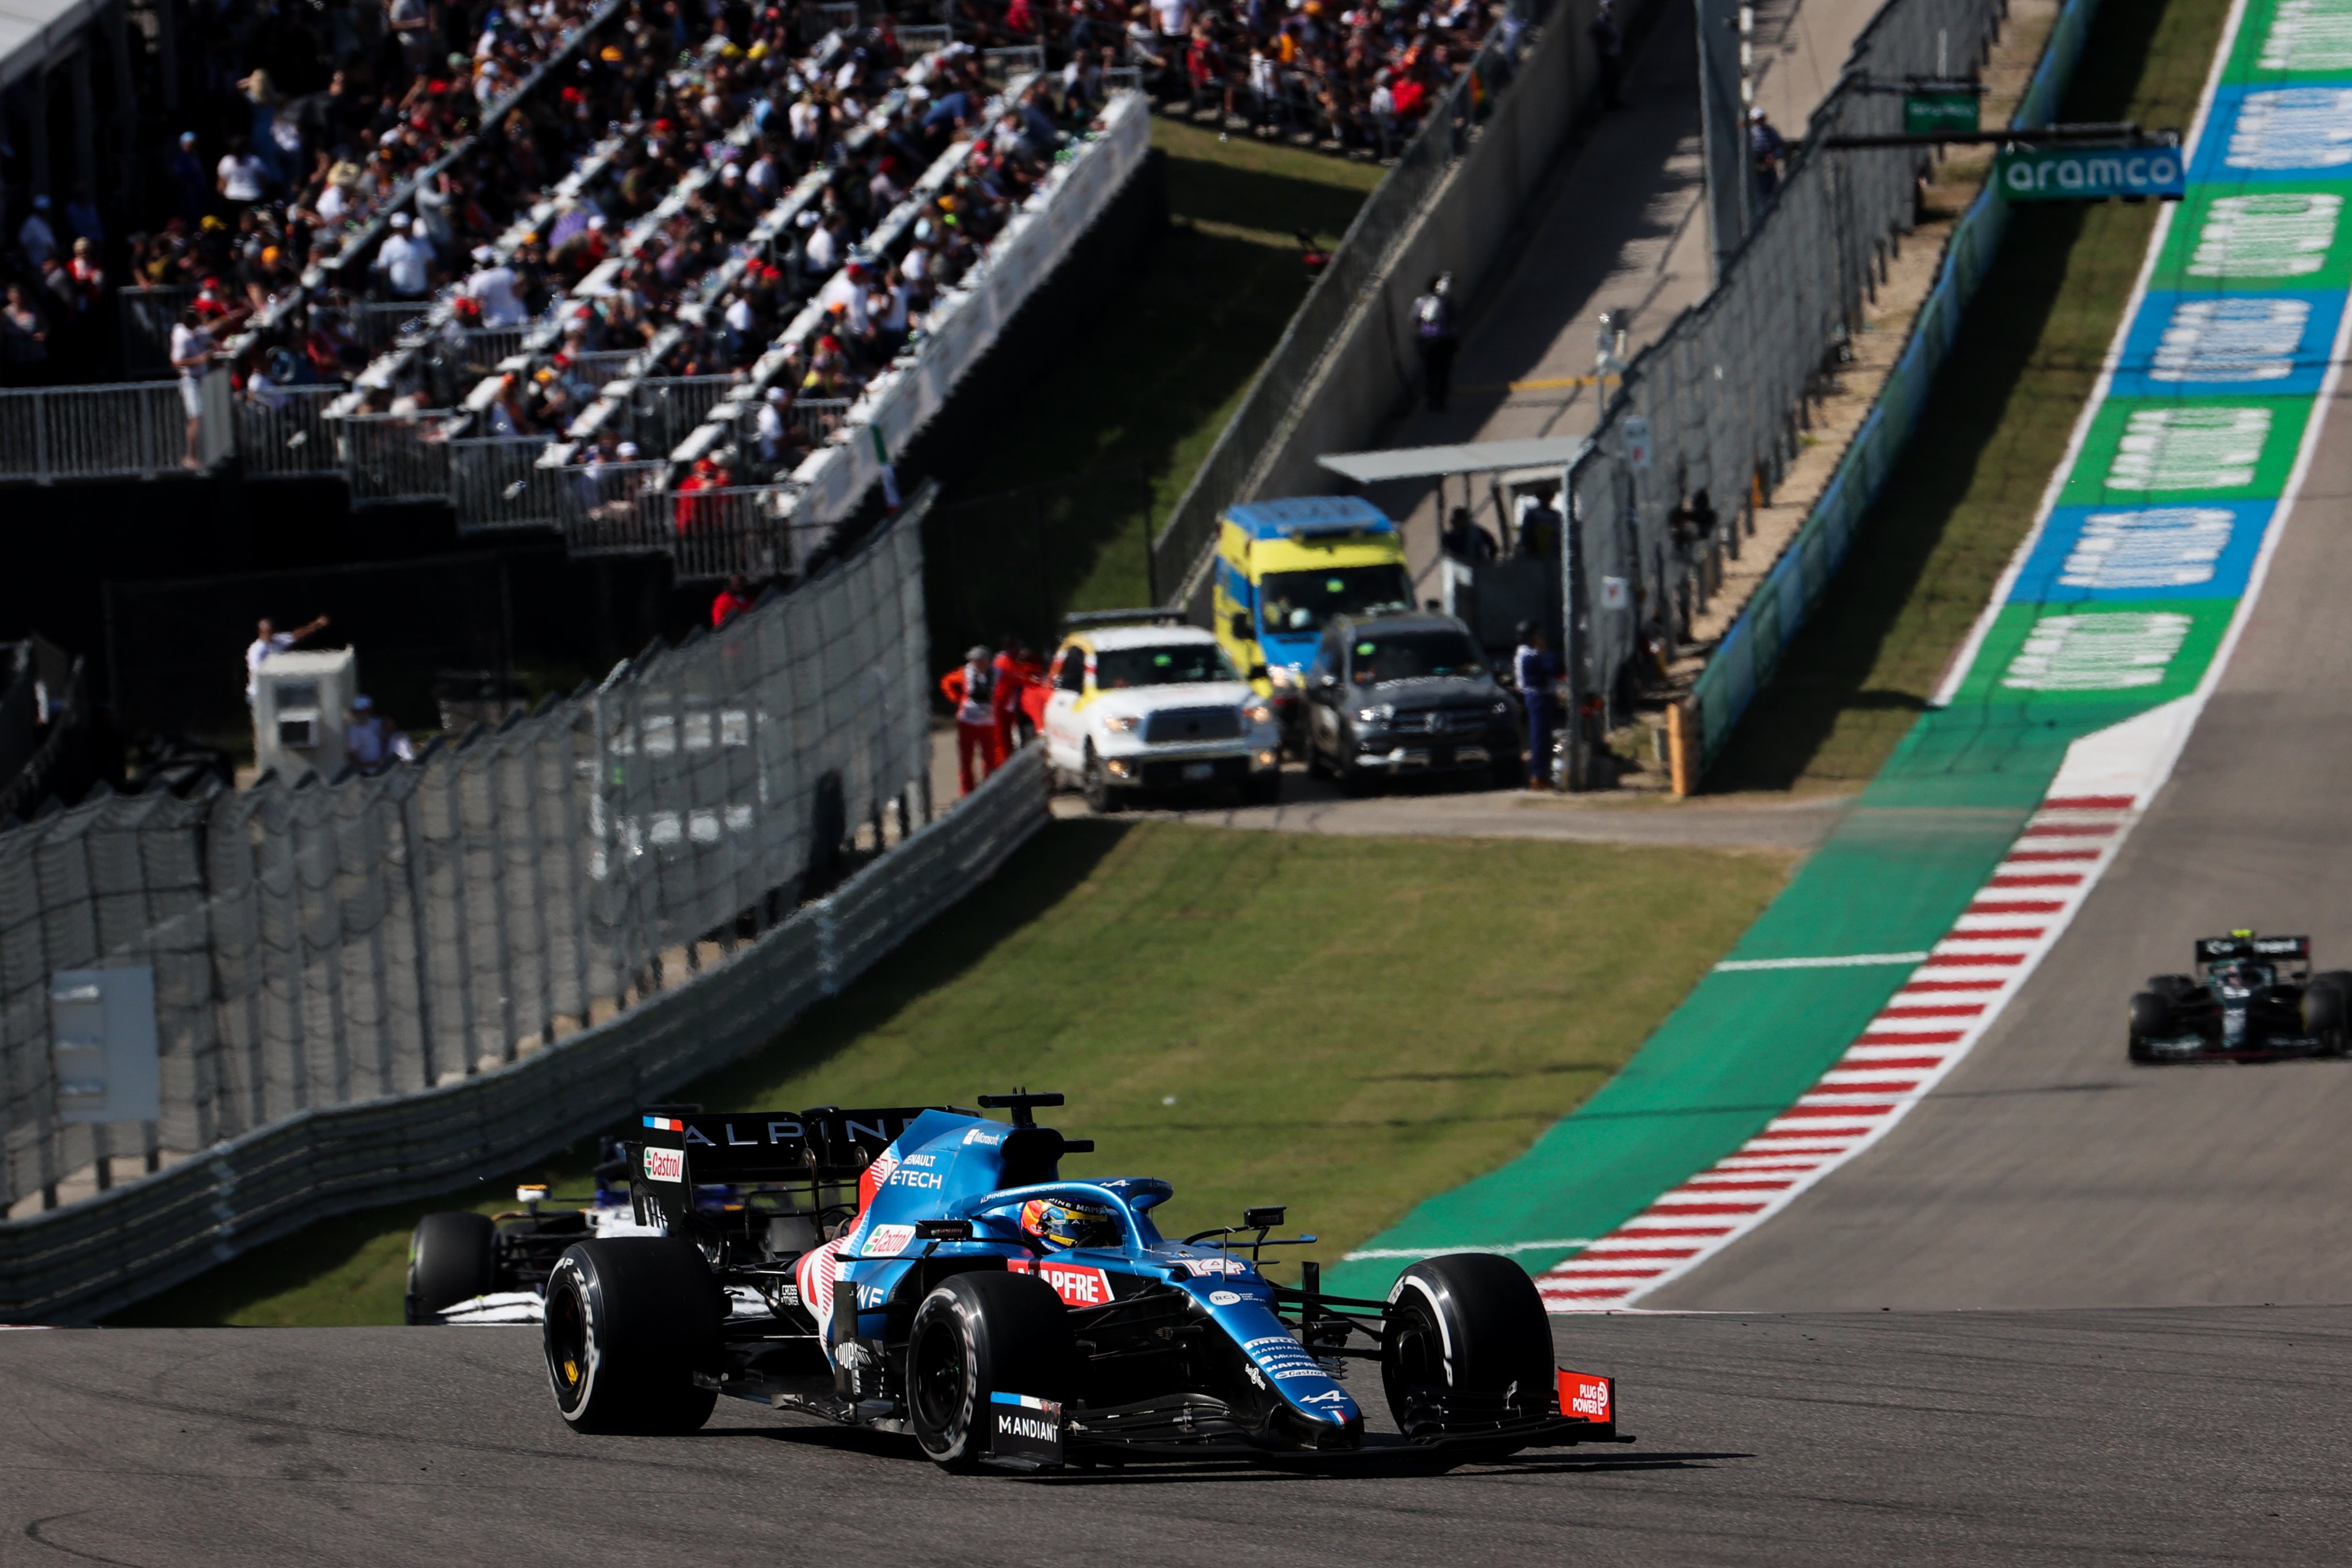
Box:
[1038,622,1282,812]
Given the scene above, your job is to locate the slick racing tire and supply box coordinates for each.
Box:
[1382,1253,1554,1458]
[2127,992,2169,1064]
[543,1238,721,1435]
[2306,971,2352,1056]
[407,1211,497,1323]
[906,1270,1075,1472]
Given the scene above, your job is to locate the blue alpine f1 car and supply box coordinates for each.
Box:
[536,1091,1628,1470]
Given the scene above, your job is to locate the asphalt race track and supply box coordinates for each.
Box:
[3,1309,2347,1567]
[1654,379,2352,1315]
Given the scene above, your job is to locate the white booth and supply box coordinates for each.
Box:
[252,648,359,782]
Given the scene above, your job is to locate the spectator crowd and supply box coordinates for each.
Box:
[5,0,1505,393]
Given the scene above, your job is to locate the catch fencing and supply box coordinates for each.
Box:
[0,741,1049,1322]
[0,371,234,483]
[0,487,941,1225]
[1682,0,2102,767]
[1557,0,2003,731]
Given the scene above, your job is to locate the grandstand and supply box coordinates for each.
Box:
[2,0,1499,589]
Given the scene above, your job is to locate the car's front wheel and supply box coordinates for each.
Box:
[2306,971,2352,1055]
[2127,991,2169,1063]
[544,1238,721,1435]
[1081,746,1123,814]
[907,1271,1076,1472]
[1382,1252,1555,1459]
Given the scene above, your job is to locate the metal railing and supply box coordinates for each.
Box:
[0,372,231,483]
[450,435,567,529]
[1682,0,2098,769]
[117,287,192,379]
[626,374,738,456]
[551,458,671,553]
[663,484,814,582]
[0,738,1044,1323]
[1564,0,2003,738]
[982,44,1046,85]
[0,488,1045,1320]
[333,409,452,504]
[237,385,347,479]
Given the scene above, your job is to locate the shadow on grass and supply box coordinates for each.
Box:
[687,819,1133,1106]
[923,152,1367,659]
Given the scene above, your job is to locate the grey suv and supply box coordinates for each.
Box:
[1301,612,1521,793]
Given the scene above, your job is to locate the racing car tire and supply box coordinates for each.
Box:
[407,1211,497,1323]
[906,1270,1076,1472]
[2127,992,2169,1063]
[543,1238,721,1436]
[1382,1253,1554,1455]
[2305,971,2352,1055]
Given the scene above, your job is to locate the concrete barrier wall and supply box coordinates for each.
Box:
[0,746,1049,1324]
[1242,10,1599,512]
[1157,0,1637,604]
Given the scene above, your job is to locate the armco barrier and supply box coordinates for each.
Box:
[1685,0,2105,766]
[0,745,1049,1323]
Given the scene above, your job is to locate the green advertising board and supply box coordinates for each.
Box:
[1997,143,2188,200]
[1904,89,1980,135]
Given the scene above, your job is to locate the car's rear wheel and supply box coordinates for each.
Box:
[407,1211,497,1323]
[543,1238,721,1435]
[907,1270,1075,1472]
[1382,1253,1554,1459]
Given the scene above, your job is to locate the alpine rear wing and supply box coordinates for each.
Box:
[629,1105,958,1233]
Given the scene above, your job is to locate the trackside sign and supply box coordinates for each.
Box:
[1998,146,2187,201]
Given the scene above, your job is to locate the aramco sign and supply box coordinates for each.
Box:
[1995,145,2188,202]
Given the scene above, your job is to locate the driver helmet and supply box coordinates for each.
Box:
[1019,1195,1119,1251]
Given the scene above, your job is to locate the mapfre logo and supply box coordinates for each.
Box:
[1558,1370,1612,1422]
[641,1146,684,1184]
[1012,1258,1112,1307]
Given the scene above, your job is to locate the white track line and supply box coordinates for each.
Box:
[1540,0,2352,1313]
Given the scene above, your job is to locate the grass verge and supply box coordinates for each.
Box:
[921,121,1382,661]
[111,822,1790,1325]
[1704,0,2234,792]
